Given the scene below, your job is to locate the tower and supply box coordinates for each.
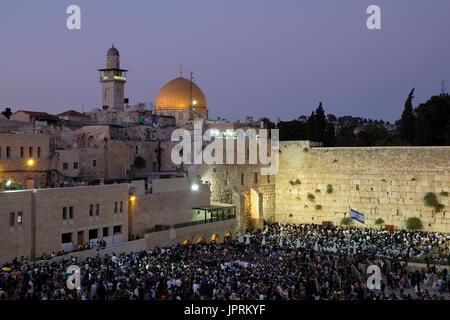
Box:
[98,45,128,111]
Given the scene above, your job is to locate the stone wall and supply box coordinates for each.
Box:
[275,141,450,232]
[131,178,211,237]
[188,163,276,229]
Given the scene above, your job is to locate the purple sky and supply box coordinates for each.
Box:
[1,0,449,122]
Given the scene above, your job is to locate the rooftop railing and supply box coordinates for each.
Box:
[145,214,236,234]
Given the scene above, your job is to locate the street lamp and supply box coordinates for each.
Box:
[27,159,34,166]
[191,183,199,192]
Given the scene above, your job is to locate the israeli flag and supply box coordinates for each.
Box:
[350,208,365,224]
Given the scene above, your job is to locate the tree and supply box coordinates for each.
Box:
[312,102,326,143]
[327,114,337,122]
[414,94,450,146]
[356,123,394,146]
[335,125,357,146]
[259,117,275,130]
[323,122,336,147]
[278,120,307,141]
[306,111,315,140]
[1,107,12,119]
[399,89,416,144]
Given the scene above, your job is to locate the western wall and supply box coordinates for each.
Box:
[274,141,450,232]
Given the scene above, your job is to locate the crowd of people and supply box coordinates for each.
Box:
[0,223,449,300]
[11,240,108,264]
[255,224,450,265]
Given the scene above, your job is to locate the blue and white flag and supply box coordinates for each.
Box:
[349,208,365,224]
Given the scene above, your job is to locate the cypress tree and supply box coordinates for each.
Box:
[399,88,416,144]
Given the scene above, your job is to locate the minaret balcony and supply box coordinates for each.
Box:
[100,76,127,82]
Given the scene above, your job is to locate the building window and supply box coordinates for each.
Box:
[73,162,78,169]
[89,204,93,217]
[241,173,245,186]
[10,212,15,227]
[120,201,123,213]
[17,212,22,225]
[0,146,2,158]
[62,207,67,220]
[63,163,68,170]
[114,202,118,213]
[254,172,258,184]
[103,227,109,237]
[6,146,10,159]
[29,146,33,157]
[20,147,24,158]
[61,233,72,244]
[69,206,74,219]
[89,229,98,240]
[356,185,359,191]
[93,159,97,167]
[37,147,41,158]
[96,204,100,216]
[267,175,270,183]
[113,225,122,234]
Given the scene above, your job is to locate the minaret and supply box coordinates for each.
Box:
[98,45,128,111]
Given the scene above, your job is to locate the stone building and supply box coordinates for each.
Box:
[0,133,51,188]
[11,111,60,126]
[0,177,238,264]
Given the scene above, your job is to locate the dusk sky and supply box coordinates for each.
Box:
[1,0,449,122]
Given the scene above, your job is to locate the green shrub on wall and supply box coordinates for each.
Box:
[315,189,320,193]
[375,218,384,225]
[326,184,333,194]
[289,179,301,186]
[424,192,438,207]
[315,204,322,210]
[424,192,445,213]
[307,193,315,201]
[340,217,351,226]
[440,191,449,197]
[405,217,423,231]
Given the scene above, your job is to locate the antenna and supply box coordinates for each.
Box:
[180,66,183,78]
[190,70,194,111]
[441,80,447,95]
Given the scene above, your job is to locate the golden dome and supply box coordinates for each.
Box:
[155,77,207,111]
